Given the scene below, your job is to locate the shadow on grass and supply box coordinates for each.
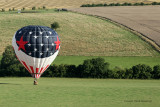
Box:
[0,83,20,85]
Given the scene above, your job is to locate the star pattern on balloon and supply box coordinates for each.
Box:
[16,36,28,52]
[15,26,60,58]
[54,36,60,50]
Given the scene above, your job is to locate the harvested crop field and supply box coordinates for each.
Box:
[70,6,160,48]
[0,0,159,10]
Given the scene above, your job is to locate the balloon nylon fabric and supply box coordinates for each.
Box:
[12,25,60,79]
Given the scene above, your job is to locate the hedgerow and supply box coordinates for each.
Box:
[81,2,160,7]
[0,45,160,79]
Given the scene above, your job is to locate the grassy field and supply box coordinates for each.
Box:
[0,0,160,10]
[0,10,159,57]
[53,56,160,69]
[0,78,159,107]
[1,55,160,69]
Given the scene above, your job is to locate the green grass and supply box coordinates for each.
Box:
[53,56,160,69]
[0,78,159,107]
[1,55,160,69]
[0,9,159,56]
[0,55,2,60]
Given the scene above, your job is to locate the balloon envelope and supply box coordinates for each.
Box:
[12,25,60,79]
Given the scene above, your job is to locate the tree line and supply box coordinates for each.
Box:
[0,45,160,79]
[81,2,160,7]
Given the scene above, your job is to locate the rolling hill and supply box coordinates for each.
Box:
[0,10,159,56]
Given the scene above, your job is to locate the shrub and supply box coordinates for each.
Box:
[122,2,129,6]
[51,22,60,30]
[124,68,133,79]
[12,8,15,11]
[80,5,85,7]
[152,2,158,5]
[96,4,104,7]
[91,4,96,7]
[62,8,68,11]
[133,3,140,6]
[140,2,144,5]
[132,64,152,79]
[114,67,126,79]
[115,3,121,6]
[80,2,160,7]
[128,3,132,6]
[43,6,46,9]
[1,45,19,69]
[104,3,108,6]
[81,57,110,78]
[153,65,160,79]
[0,45,22,77]
[109,3,115,6]
[9,8,12,11]
[77,64,84,77]
[43,64,59,77]
[22,7,25,10]
[58,64,67,77]
[65,65,77,77]
[1,9,5,12]
[32,6,36,10]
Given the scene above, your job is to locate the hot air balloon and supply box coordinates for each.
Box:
[12,25,60,85]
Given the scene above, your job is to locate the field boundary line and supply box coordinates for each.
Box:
[68,10,160,53]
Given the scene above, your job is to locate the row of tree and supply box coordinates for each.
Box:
[1,6,46,12]
[81,2,160,7]
[0,46,160,79]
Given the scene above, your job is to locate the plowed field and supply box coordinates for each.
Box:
[70,6,160,47]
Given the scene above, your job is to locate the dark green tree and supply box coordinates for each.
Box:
[32,6,36,10]
[43,6,46,9]
[81,59,93,77]
[58,64,67,77]
[1,9,5,12]
[114,67,126,79]
[0,45,22,76]
[153,65,160,79]
[65,65,77,77]
[81,57,109,78]
[51,22,60,30]
[132,64,152,79]
[124,68,133,79]
[1,45,19,70]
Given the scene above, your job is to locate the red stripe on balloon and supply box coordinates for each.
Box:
[39,67,44,74]
[22,61,31,73]
[15,55,21,62]
[42,65,49,73]
[30,66,34,74]
[37,74,40,79]
[36,68,39,74]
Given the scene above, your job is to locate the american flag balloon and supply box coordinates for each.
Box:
[12,25,60,79]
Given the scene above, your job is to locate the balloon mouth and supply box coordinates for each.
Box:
[31,73,42,79]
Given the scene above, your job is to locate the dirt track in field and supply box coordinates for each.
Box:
[70,6,160,47]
